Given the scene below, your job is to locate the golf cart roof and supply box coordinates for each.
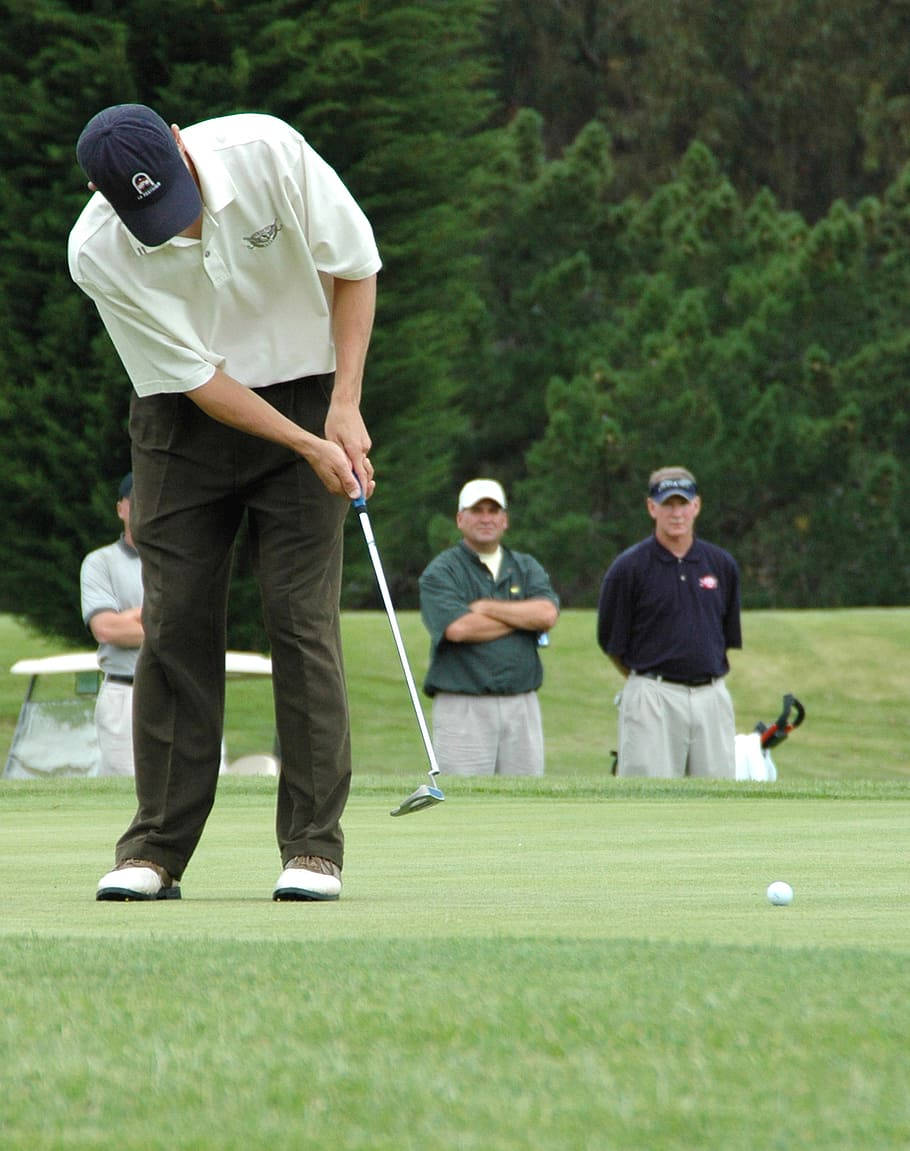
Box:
[10,651,273,677]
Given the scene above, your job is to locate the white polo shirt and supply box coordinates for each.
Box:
[68,113,382,396]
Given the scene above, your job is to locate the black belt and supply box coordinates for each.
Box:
[105,674,134,685]
[639,671,716,687]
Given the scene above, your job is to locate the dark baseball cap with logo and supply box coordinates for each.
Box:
[649,476,698,503]
[76,104,202,247]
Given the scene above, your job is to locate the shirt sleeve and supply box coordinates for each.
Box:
[418,556,473,648]
[519,555,561,609]
[80,550,117,627]
[72,275,219,395]
[293,135,382,280]
[597,559,632,658]
[723,556,743,650]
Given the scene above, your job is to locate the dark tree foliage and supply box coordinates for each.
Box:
[476,124,909,607]
[229,0,496,607]
[491,0,910,222]
[0,0,493,644]
[0,0,908,654]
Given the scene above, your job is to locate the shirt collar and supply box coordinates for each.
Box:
[461,539,509,568]
[189,135,236,215]
[650,534,702,563]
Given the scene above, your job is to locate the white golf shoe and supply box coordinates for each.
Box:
[273,855,342,902]
[96,859,181,901]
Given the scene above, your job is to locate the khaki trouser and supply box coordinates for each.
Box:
[94,679,135,777]
[432,691,545,776]
[115,376,350,880]
[617,673,735,778]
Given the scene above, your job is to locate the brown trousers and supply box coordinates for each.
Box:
[115,376,350,879]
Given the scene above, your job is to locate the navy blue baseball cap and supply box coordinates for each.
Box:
[117,473,133,500]
[76,104,202,247]
[649,476,698,503]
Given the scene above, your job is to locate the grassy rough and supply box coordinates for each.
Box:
[3,935,910,1151]
[2,607,910,779]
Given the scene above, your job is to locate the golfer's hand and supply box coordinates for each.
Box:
[325,399,375,499]
[304,439,369,498]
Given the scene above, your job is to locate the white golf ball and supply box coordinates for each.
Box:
[766,881,794,906]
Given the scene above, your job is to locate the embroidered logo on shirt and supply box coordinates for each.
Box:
[243,218,283,249]
[699,575,719,589]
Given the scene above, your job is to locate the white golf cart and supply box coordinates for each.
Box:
[3,651,278,779]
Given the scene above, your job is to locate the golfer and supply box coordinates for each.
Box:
[69,104,381,902]
[418,479,559,776]
[597,466,742,778]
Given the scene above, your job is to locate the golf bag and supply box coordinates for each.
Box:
[734,694,806,781]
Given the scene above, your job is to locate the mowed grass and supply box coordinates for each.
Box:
[2,779,910,1149]
[344,605,910,781]
[4,607,907,780]
[1,610,909,1148]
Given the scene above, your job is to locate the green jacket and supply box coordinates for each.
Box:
[419,541,559,696]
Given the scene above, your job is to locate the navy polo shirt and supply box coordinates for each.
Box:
[597,535,741,679]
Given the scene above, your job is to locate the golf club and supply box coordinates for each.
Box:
[351,482,444,817]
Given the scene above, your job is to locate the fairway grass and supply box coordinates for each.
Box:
[2,780,909,1149]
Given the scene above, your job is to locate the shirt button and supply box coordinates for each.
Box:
[204,249,210,257]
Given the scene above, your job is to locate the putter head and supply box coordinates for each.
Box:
[390,783,445,817]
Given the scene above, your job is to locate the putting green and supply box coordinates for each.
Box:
[3,785,908,953]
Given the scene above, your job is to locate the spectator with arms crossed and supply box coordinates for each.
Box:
[419,479,559,776]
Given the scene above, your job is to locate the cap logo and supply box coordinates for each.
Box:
[650,477,697,501]
[131,171,162,200]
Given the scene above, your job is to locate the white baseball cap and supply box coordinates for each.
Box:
[458,478,507,511]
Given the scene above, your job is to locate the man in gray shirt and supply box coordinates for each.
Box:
[80,473,143,775]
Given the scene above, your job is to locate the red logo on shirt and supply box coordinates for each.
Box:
[699,575,719,589]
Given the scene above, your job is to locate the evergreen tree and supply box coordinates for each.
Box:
[2,1,910,644]
[515,140,909,607]
[226,0,498,605]
[490,0,910,221]
[0,0,497,641]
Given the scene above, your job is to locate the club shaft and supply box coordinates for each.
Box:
[357,509,440,777]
